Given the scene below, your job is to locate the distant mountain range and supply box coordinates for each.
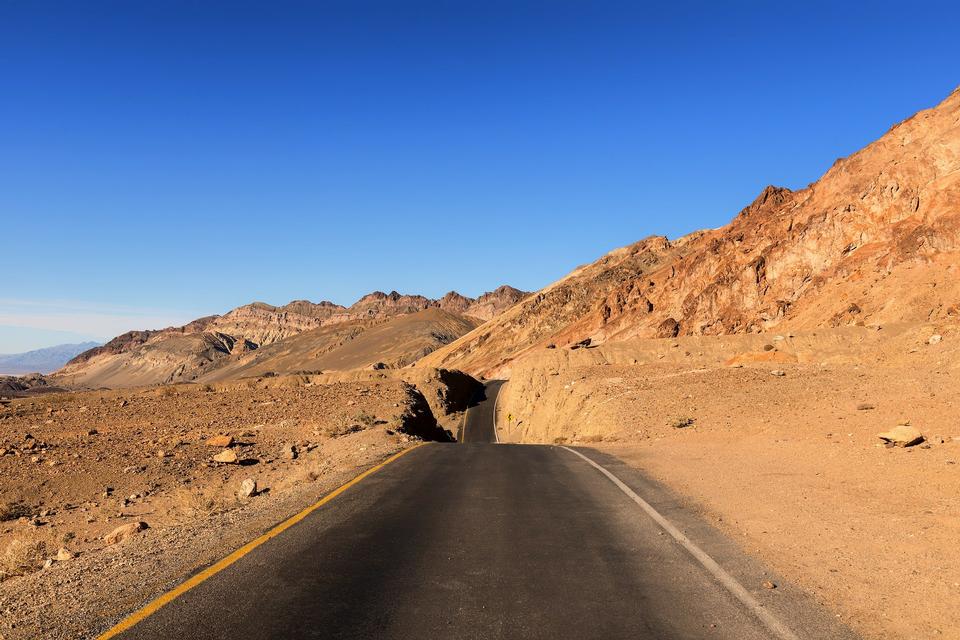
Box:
[0,342,102,375]
[53,287,529,388]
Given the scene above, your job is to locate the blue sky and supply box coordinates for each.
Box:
[1,1,958,352]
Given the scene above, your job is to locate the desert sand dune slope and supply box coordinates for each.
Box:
[420,86,960,377]
[54,287,526,388]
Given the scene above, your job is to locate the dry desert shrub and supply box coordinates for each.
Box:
[323,414,364,438]
[172,486,236,521]
[154,385,180,398]
[0,538,46,581]
[0,501,35,522]
[354,412,376,428]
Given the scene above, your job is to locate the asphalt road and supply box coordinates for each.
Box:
[106,382,857,640]
[459,379,505,442]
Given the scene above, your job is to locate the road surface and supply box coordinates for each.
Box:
[103,382,857,639]
[459,379,505,442]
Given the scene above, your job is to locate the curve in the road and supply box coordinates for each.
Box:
[460,379,504,443]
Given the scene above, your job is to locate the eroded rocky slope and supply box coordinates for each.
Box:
[421,87,960,377]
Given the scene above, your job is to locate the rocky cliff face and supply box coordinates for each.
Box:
[420,87,960,376]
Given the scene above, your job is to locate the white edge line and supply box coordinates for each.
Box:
[491,381,502,443]
[559,446,801,640]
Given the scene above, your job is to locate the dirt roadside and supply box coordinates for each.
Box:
[497,323,960,639]
[0,373,465,639]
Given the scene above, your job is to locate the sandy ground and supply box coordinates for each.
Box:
[497,322,960,639]
[0,375,454,639]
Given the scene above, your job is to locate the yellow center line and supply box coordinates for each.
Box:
[96,443,424,639]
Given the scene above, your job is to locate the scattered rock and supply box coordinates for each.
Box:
[569,338,592,350]
[104,521,148,545]
[545,343,556,349]
[56,547,76,561]
[771,370,786,377]
[212,449,238,464]
[87,429,98,436]
[370,362,386,370]
[857,403,876,411]
[238,478,257,498]
[762,580,777,589]
[763,344,776,351]
[878,425,925,448]
[206,434,233,447]
[928,334,943,345]
[281,443,298,460]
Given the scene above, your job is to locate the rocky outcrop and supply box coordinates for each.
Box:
[465,285,530,321]
[421,86,960,376]
[0,373,64,397]
[438,291,474,315]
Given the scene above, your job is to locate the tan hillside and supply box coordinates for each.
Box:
[54,286,526,389]
[420,87,960,377]
[199,308,478,382]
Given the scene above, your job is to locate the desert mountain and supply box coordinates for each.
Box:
[420,87,960,377]
[198,308,477,382]
[55,287,527,388]
[0,341,100,375]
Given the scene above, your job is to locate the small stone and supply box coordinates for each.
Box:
[104,521,148,545]
[762,580,777,589]
[770,370,786,377]
[206,434,234,447]
[213,449,238,464]
[56,547,76,561]
[238,478,257,498]
[281,443,298,460]
[43,558,56,569]
[928,334,943,345]
[763,344,775,351]
[856,403,876,411]
[878,425,925,448]
[87,429,99,436]
[156,450,168,458]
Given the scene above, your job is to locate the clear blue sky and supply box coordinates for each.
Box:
[2,0,958,352]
